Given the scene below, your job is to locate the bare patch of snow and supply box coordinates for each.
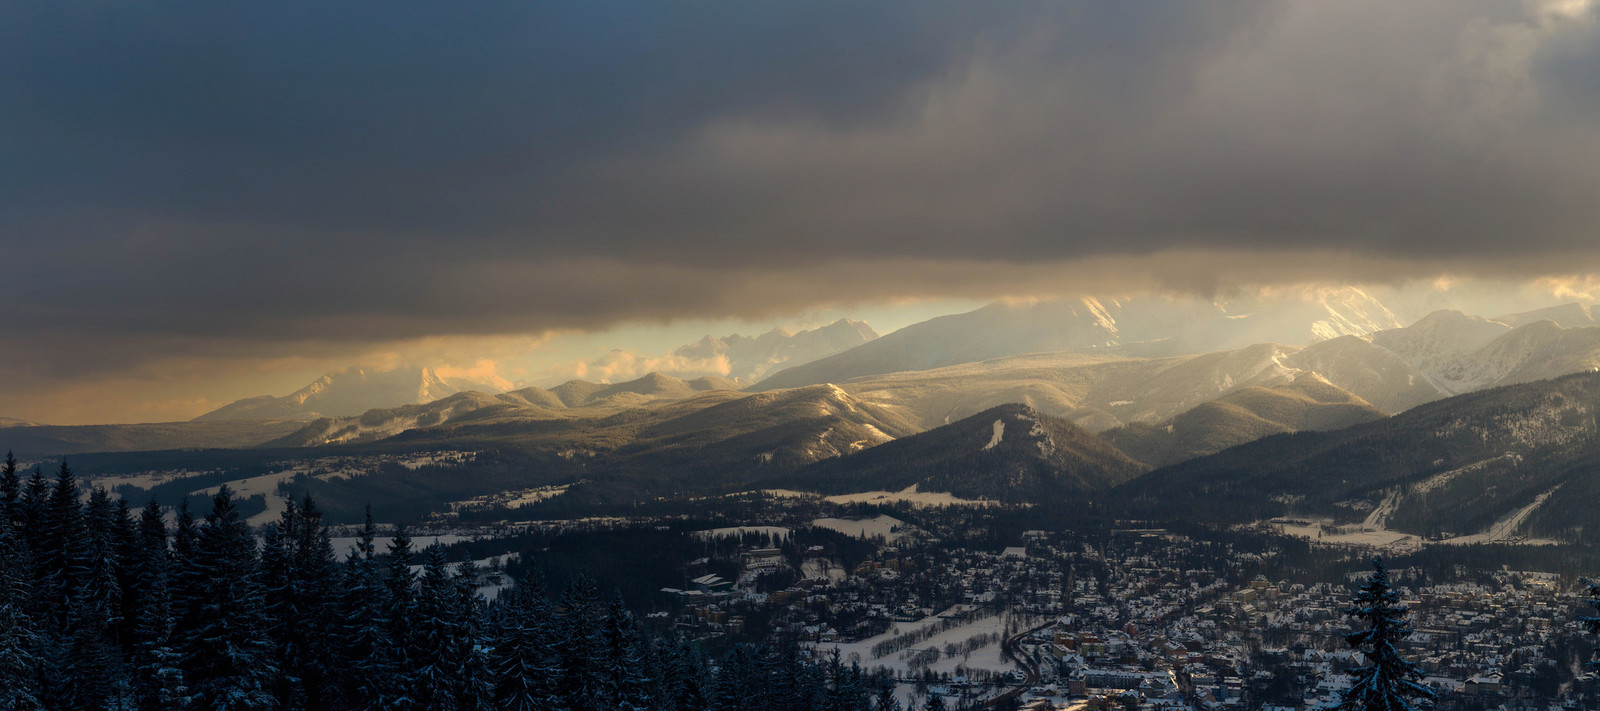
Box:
[691,525,792,540]
[981,419,1005,451]
[763,484,1004,508]
[813,514,907,541]
[1440,485,1563,546]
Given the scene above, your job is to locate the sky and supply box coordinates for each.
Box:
[5,1,1600,424]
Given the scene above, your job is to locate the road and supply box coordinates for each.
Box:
[983,618,1054,708]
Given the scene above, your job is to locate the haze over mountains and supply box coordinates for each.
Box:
[189,320,879,425]
[193,365,515,422]
[9,291,1600,526]
[14,291,1600,536]
[751,288,1403,392]
[606,319,880,383]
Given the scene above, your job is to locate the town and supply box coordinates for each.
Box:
[526,500,1600,710]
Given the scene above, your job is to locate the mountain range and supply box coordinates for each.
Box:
[1115,369,1600,543]
[779,403,1146,502]
[752,288,1402,391]
[194,366,515,422]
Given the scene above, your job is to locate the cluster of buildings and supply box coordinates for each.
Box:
[651,513,1600,710]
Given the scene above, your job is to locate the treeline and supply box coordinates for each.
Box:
[0,454,911,711]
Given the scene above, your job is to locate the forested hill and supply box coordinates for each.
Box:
[0,459,897,711]
[778,404,1146,503]
[1114,370,1600,541]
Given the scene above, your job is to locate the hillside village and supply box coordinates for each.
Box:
[648,507,1600,710]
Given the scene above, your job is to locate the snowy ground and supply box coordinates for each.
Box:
[811,514,908,542]
[762,485,999,508]
[1268,486,1565,551]
[800,558,846,582]
[183,470,301,528]
[816,608,1015,675]
[85,470,209,492]
[690,525,793,540]
[814,607,1027,709]
[449,483,571,511]
[327,534,477,560]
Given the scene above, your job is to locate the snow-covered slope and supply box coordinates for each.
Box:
[1360,310,1600,397]
[754,288,1402,391]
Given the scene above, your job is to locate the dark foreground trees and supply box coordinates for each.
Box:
[1340,557,1435,711]
[0,456,888,711]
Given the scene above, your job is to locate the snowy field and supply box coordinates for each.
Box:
[815,608,1015,676]
[449,483,571,511]
[691,525,793,540]
[800,558,846,582]
[85,470,209,492]
[812,514,908,542]
[328,534,477,560]
[762,485,999,508]
[814,607,1026,710]
[181,470,301,527]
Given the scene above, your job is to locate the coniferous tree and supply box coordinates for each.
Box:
[491,570,558,711]
[451,559,495,711]
[383,525,420,710]
[407,547,465,711]
[0,450,18,526]
[127,499,183,711]
[35,461,87,628]
[20,466,47,537]
[873,679,902,711]
[335,507,393,711]
[291,496,342,707]
[261,496,341,709]
[922,690,946,711]
[167,499,203,652]
[600,591,654,710]
[711,645,755,711]
[59,487,123,710]
[659,637,708,711]
[1339,557,1434,711]
[0,483,41,710]
[556,575,605,711]
[177,486,277,710]
[259,515,299,708]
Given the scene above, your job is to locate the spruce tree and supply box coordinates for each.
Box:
[1339,557,1434,711]
[451,559,495,711]
[599,591,654,710]
[0,487,41,710]
[0,450,18,525]
[873,679,902,711]
[127,499,184,711]
[492,570,559,711]
[334,507,394,711]
[659,637,708,711]
[293,496,342,707]
[35,461,87,627]
[407,546,465,711]
[167,499,203,648]
[556,575,605,711]
[177,486,277,710]
[383,524,420,710]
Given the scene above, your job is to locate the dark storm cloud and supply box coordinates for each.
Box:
[5,0,1600,392]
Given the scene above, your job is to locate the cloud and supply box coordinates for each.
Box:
[8,0,1600,419]
[558,349,734,385]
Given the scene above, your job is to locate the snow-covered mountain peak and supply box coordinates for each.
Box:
[195,365,513,422]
